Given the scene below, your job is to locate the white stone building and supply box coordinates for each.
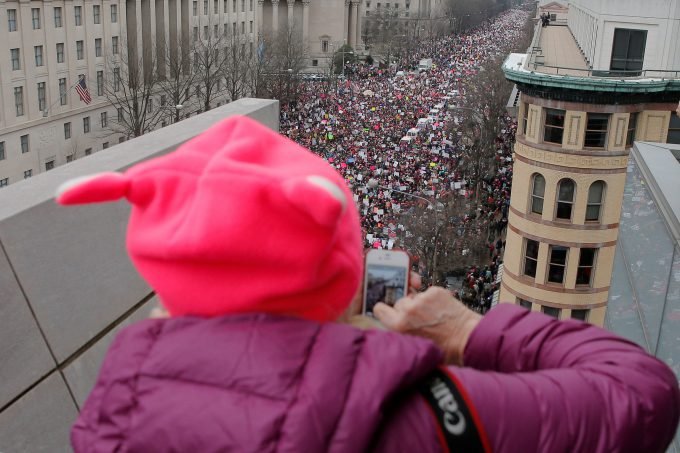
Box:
[0,0,354,186]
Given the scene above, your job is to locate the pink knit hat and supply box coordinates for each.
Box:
[56,116,363,322]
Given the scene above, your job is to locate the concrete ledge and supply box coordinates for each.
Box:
[0,98,280,451]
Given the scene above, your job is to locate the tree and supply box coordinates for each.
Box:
[157,37,199,124]
[104,36,164,138]
[194,26,229,112]
[222,31,251,102]
[254,26,307,104]
[332,44,357,75]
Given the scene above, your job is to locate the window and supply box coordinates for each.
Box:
[114,68,121,91]
[11,48,21,70]
[75,6,82,25]
[312,59,318,67]
[626,112,638,147]
[93,5,101,24]
[586,181,605,222]
[193,27,198,42]
[543,108,565,144]
[20,134,29,153]
[214,0,219,12]
[193,1,198,15]
[240,21,244,33]
[59,78,67,104]
[66,155,73,163]
[322,40,329,53]
[100,111,107,127]
[37,82,46,111]
[584,113,609,148]
[233,0,237,12]
[521,102,529,135]
[0,178,8,187]
[249,20,253,33]
[64,122,72,139]
[610,29,646,75]
[35,46,44,66]
[518,299,532,310]
[56,43,65,63]
[15,87,24,116]
[111,4,118,22]
[24,169,33,179]
[8,9,17,32]
[576,248,596,286]
[117,107,123,121]
[119,136,125,143]
[530,173,545,215]
[103,142,109,149]
[250,0,253,10]
[0,142,5,160]
[571,309,589,321]
[85,148,92,156]
[83,116,90,133]
[541,305,560,318]
[241,0,245,11]
[45,160,55,171]
[147,98,153,113]
[204,25,208,39]
[232,22,236,35]
[523,239,539,278]
[95,38,102,57]
[555,179,575,220]
[54,7,63,27]
[668,113,680,145]
[76,40,84,60]
[547,246,568,284]
[32,8,41,29]
[204,0,208,14]
[112,36,119,54]
[97,70,104,96]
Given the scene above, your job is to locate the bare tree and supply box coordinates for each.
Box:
[104,37,164,138]
[194,22,229,112]
[157,37,199,123]
[254,26,307,104]
[222,31,251,102]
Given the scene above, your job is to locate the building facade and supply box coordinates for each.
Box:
[0,0,353,186]
[500,0,680,326]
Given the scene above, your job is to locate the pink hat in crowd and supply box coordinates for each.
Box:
[56,116,363,322]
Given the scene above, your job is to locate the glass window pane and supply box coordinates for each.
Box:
[545,109,565,127]
[571,309,588,321]
[526,240,539,259]
[519,299,532,310]
[585,205,601,221]
[524,258,537,278]
[558,180,574,202]
[556,202,572,219]
[532,197,544,215]
[542,306,560,318]
[532,174,545,196]
[588,181,604,203]
[551,247,568,265]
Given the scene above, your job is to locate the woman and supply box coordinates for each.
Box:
[59,116,678,452]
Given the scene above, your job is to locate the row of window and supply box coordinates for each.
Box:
[193,21,252,40]
[523,239,597,287]
[10,37,119,71]
[530,174,605,223]
[193,0,253,16]
[6,5,117,31]
[518,299,590,321]
[11,71,109,117]
[522,107,640,149]
[63,113,109,139]
[369,2,412,9]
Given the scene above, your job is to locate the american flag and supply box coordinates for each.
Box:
[75,77,92,104]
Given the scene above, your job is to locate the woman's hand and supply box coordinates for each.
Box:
[373,286,481,366]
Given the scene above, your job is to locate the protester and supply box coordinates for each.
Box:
[58,115,679,453]
[280,9,524,307]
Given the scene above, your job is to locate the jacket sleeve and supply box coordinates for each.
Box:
[451,304,679,453]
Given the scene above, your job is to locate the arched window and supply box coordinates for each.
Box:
[555,179,575,220]
[530,173,545,215]
[586,181,606,222]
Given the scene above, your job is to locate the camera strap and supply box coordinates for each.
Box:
[418,367,491,453]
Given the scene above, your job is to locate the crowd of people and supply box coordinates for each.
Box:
[279,8,529,310]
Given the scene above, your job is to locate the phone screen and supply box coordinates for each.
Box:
[364,263,408,315]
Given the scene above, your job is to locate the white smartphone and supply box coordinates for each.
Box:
[362,249,410,316]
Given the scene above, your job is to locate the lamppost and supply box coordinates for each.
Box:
[286,68,293,104]
[341,49,354,77]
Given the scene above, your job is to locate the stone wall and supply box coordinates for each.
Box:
[0,98,279,452]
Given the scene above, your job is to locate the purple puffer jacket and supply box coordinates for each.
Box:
[72,305,680,452]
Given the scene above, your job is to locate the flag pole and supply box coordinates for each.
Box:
[42,75,90,118]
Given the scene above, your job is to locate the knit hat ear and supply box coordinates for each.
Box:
[282,175,347,228]
[56,172,131,205]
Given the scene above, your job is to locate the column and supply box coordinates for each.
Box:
[302,0,310,47]
[271,0,279,33]
[257,0,264,34]
[355,0,362,50]
[343,0,349,44]
[287,0,294,31]
[349,1,358,47]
